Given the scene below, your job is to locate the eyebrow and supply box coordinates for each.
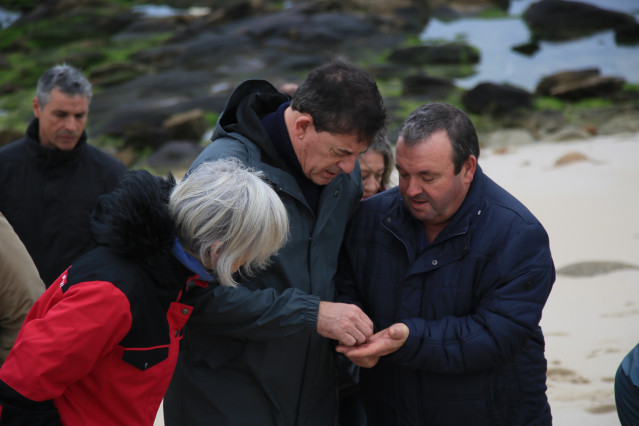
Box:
[53,109,87,115]
[396,165,436,176]
[334,147,355,156]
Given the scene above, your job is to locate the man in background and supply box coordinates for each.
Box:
[0,64,126,286]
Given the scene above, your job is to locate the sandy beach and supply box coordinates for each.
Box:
[480,132,639,425]
[155,131,639,426]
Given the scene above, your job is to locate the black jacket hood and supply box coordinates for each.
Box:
[214,79,290,170]
[91,170,176,260]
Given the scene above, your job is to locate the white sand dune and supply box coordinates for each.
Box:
[155,132,639,426]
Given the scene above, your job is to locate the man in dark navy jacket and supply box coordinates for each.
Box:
[336,102,555,426]
[0,64,126,286]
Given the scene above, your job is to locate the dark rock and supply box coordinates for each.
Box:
[388,42,480,65]
[402,74,456,98]
[162,109,208,142]
[461,82,533,116]
[536,68,600,96]
[58,45,108,71]
[88,68,229,147]
[237,10,376,45]
[523,0,637,42]
[429,0,510,16]
[431,5,463,22]
[122,123,172,151]
[558,78,626,101]
[118,15,195,37]
[536,69,626,100]
[616,22,639,45]
[143,141,204,173]
[12,0,138,47]
[89,63,150,88]
[167,1,263,43]
[511,40,539,56]
[392,6,431,31]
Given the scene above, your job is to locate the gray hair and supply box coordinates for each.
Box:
[36,64,92,108]
[399,102,479,174]
[169,159,289,287]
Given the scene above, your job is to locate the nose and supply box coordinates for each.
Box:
[63,116,79,133]
[363,175,380,193]
[337,156,358,174]
[404,176,422,198]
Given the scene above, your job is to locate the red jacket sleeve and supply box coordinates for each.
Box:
[0,280,132,424]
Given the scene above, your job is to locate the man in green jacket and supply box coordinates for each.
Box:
[164,61,386,425]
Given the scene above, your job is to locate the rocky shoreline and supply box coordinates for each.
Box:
[1,0,638,173]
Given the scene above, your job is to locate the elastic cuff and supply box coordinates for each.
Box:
[302,295,321,331]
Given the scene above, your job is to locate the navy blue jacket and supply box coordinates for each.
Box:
[336,166,554,426]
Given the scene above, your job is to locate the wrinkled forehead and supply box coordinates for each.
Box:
[321,131,368,154]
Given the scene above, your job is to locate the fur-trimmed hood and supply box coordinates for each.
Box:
[91,170,176,259]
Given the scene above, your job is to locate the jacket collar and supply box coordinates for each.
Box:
[215,79,290,171]
[171,238,216,282]
[25,118,88,167]
[435,164,486,242]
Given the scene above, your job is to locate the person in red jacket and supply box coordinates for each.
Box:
[0,159,289,426]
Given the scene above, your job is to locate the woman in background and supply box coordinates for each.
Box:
[359,132,395,200]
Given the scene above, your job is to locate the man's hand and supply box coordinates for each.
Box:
[335,322,409,368]
[317,301,374,346]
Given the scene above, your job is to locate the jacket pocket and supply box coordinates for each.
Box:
[122,347,169,370]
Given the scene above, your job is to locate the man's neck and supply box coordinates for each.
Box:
[424,222,447,244]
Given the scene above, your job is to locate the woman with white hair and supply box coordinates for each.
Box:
[0,159,289,426]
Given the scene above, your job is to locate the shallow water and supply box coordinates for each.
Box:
[0,6,19,29]
[2,1,638,93]
[420,0,639,91]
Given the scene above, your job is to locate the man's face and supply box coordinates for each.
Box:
[396,130,475,231]
[296,124,368,186]
[33,88,89,151]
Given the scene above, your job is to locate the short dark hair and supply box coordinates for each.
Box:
[399,102,479,174]
[291,61,386,145]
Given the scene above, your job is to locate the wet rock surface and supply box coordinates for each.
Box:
[1,0,638,171]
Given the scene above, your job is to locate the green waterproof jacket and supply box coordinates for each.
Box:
[163,80,362,426]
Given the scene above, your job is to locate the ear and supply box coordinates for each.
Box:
[209,242,224,269]
[462,155,477,185]
[293,114,313,141]
[32,97,41,118]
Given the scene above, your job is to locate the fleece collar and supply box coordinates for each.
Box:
[171,238,216,282]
